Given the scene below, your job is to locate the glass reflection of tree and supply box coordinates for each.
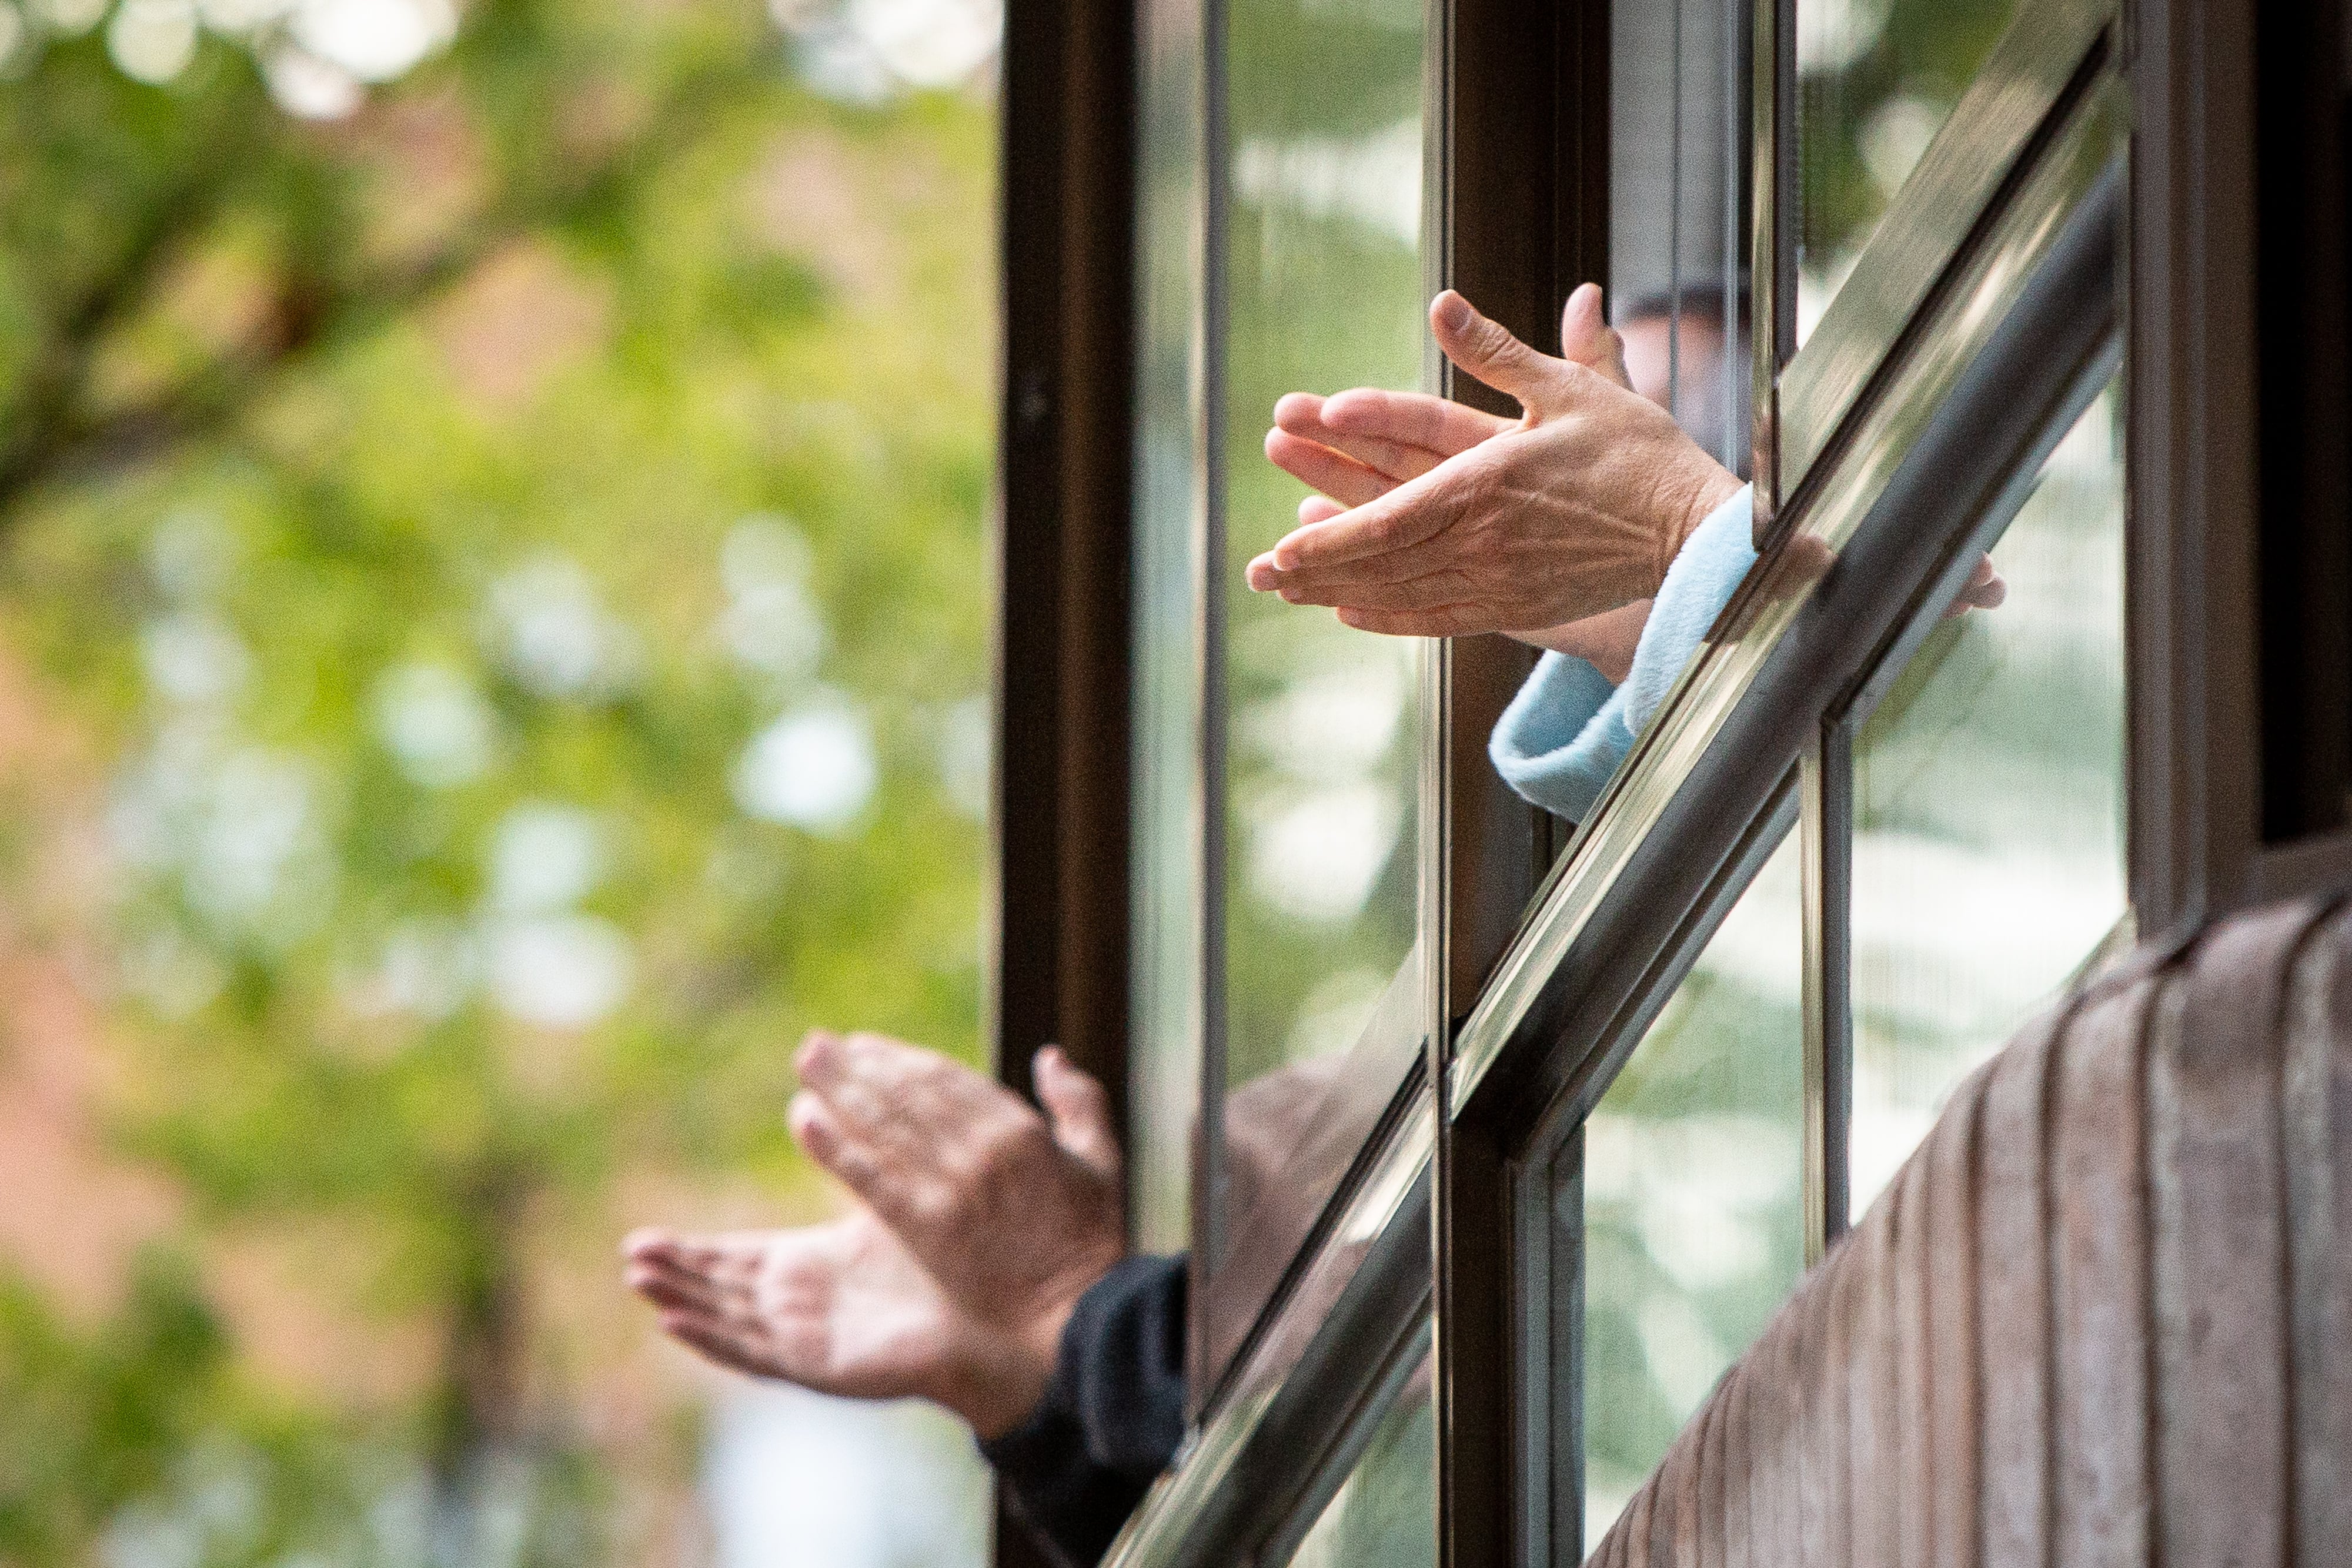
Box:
[1287,1370,1434,1568]
[1222,0,1425,1089]
[1848,394,2126,1213]
[1796,0,2020,332]
[1582,841,1803,1549]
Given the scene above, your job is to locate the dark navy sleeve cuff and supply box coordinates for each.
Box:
[981,1253,1188,1568]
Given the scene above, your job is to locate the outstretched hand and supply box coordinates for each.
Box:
[1254,283,2005,638]
[624,1213,1049,1434]
[624,1038,1127,1439]
[1251,287,1750,639]
[1259,285,1655,674]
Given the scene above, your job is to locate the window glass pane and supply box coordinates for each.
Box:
[1285,1352,1435,1568]
[1131,0,1208,1254]
[1582,830,1804,1550]
[1613,0,1752,474]
[1220,0,1425,1151]
[1795,0,2019,342]
[1847,382,2125,1218]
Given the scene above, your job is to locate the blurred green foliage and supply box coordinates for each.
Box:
[1798,0,2022,297]
[0,2,995,1562]
[1219,0,1423,1093]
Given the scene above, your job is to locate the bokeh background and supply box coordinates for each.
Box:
[0,2,1002,1563]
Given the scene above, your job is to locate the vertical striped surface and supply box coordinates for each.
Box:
[1586,898,2351,1567]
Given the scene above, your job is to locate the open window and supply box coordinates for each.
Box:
[989,0,2351,1559]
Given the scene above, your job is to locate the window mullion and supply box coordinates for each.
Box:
[1749,0,1795,533]
[1802,718,1855,1265]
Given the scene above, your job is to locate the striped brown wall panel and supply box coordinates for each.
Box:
[2047,978,2153,1568]
[2283,910,2352,1562]
[1583,897,2350,1568]
[1920,1074,1982,1568]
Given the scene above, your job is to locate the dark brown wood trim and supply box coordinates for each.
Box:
[992,0,1138,1552]
[1437,0,1612,1012]
[1751,0,1795,538]
[1432,1,1611,1563]
[2128,0,2352,931]
[2126,0,2261,934]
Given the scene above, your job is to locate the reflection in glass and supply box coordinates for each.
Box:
[1613,0,1752,474]
[1220,0,1425,1121]
[1846,385,2125,1219]
[1581,827,1797,1552]
[1284,1350,1435,1568]
[1795,0,2019,340]
[1581,831,1803,1551]
[1130,0,1208,1254]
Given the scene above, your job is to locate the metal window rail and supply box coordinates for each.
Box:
[1775,0,2112,497]
[1458,138,2124,1568]
[1100,149,2124,1568]
[1451,96,2122,1125]
[1104,1086,1437,1568]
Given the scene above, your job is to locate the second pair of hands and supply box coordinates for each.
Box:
[1251,285,2003,650]
[623,1033,1127,1440]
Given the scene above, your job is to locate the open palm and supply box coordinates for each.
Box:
[624,1214,973,1406]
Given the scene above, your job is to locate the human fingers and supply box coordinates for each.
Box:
[1034,1045,1121,1181]
[794,1031,941,1158]
[659,1310,779,1381]
[789,1092,888,1195]
[788,1091,951,1245]
[1558,282,1633,390]
[1271,565,1476,614]
[1258,509,1512,604]
[1264,426,1393,507]
[1264,447,1474,573]
[1277,391,1462,479]
[1429,290,1585,419]
[622,1228,679,1263]
[1335,601,1486,638]
[629,1261,732,1320]
[1247,499,1348,590]
[625,1230,769,1292]
[809,1031,1031,1175]
[1248,501,1339,591]
[1942,554,2006,617]
[1320,386,1512,456]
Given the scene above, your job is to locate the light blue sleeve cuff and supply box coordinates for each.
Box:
[1486,651,1634,820]
[1619,486,1758,735]
[1487,485,1758,821]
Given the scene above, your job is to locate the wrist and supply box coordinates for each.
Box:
[1651,464,1744,590]
[955,1250,1124,1440]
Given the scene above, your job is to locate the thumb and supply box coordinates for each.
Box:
[1558,282,1632,391]
[1431,290,1581,418]
[1035,1045,1121,1180]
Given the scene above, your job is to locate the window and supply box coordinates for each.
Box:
[1846,384,2126,1216]
[1278,1345,1435,1568]
[1614,0,1753,474]
[1131,0,1212,1257]
[1006,0,2352,1559]
[1556,831,1803,1555]
[1794,0,2020,340]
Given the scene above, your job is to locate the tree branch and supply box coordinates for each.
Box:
[0,63,772,521]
